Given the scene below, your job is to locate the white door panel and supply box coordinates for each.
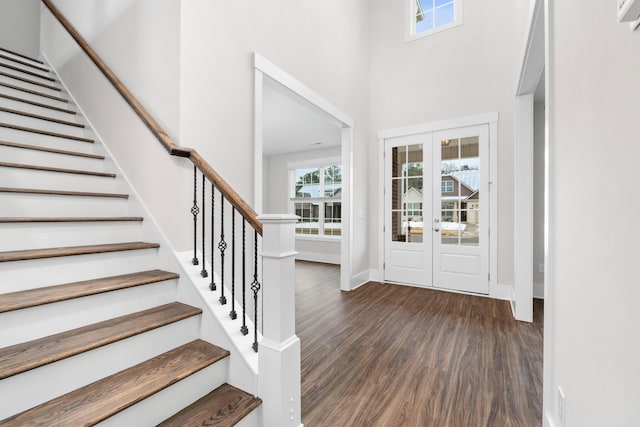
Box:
[384,134,432,287]
[433,125,489,294]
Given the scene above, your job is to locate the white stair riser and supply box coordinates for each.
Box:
[0,145,106,172]
[0,75,62,98]
[0,127,97,153]
[0,57,54,74]
[0,111,88,137]
[0,194,130,217]
[0,168,120,194]
[0,249,161,292]
[0,52,43,67]
[0,96,77,121]
[0,84,69,110]
[98,359,229,427]
[0,315,201,419]
[0,279,177,347]
[0,222,144,251]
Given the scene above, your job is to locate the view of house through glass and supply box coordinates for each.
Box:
[292,164,342,236]
[391,144,424,243]
[440,136,479,246]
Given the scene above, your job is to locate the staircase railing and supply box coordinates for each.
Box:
[41,2,303,423]
[41,0,264,348]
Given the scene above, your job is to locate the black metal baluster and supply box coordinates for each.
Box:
[218,194,227,305]
[230,208,237,319]
[251,229,261,353]
[209,183,216,291]
[240,219,248,335]
[200,174,208,277]
[191,166,199,266]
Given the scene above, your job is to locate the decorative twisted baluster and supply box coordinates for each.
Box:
[209,183,216,291]
[218,193,227,305]
[251,229,261,353]
[200,173,208,278]
[191,165,199,266]
[230,208,237,320]
[240,219,248,336]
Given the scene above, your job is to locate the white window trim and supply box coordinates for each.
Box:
[288,157,342,240]
[405,0,464,42]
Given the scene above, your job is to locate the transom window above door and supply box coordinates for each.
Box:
[407,0,463,41]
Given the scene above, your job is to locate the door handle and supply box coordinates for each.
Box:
[434,227,440,232]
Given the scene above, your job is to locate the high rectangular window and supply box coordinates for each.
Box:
[408,0,462,40]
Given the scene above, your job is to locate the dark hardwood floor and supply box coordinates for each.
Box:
[296,261,543,427]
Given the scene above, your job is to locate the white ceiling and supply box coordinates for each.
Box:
[262,76,342,157]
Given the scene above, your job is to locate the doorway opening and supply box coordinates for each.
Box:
[253,53,354,291]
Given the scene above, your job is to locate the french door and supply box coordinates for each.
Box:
[384,125,489,294]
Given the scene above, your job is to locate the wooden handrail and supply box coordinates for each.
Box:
[42,0,262,236]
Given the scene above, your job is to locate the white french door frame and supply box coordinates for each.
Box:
[377,112,499,297]
[253,53,355,291]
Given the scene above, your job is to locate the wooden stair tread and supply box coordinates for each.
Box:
[0,70,59,91]
[0,62,55,82]
[0,242,160,262]
[0,302,202,380]
[0,106,84,127]
[0,47,44,65]
[0,141,102,159]
[0,53,49,73]
[0,186,128,198]
[0,162,114,177]
[0,269,178,313]
[0,217,143,223]
[0,340,229,426]
[0,93,75,114]
[0,84,69,104]
[158,383,262,427]
[0,122,93,142]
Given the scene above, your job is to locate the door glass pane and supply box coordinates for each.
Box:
[392,211,405,242]
[392,178,403,210]
[459,137,479,246]
[392,146,407,178]
[391,143,424,244]
[440,136,480,246]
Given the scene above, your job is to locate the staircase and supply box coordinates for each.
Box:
[0,46,261,426]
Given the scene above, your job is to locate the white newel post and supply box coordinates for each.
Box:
[258,214,303,427]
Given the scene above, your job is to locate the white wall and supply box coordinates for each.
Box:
[533,101,544,292]
[263,146,341,264]
[41,1,191,251]
[47,0,180,141]
[547,1,640,425]
[0,0,40,56]
[180,0,371,277]
[369,0,530,288]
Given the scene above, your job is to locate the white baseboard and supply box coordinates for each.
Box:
[534,281,545,299]
[350,270,370,290]
[295,251,340,265]
[369,269,383,282]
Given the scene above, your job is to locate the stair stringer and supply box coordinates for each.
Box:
[38,56,260,399]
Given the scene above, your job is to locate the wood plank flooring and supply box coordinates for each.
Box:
[296,261,543,427]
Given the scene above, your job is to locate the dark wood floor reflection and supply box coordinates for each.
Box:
[296,261,543,427]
